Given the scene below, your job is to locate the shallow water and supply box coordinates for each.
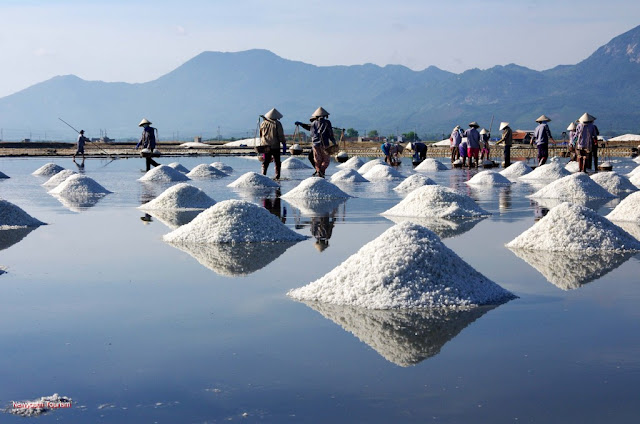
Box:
[1,155,639,423]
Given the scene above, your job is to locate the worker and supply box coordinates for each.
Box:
[72,130,90,163]
[136,118,161,171]
[259,107,286,181]
[464,122,481,167]
[495,122,513,167]
[532,114,555,166]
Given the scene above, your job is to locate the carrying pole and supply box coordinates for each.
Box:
[58,117,112,158]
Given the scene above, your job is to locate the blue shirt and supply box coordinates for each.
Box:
[534,123,552,146]
[311,118,335,147]
[463,128,481,149]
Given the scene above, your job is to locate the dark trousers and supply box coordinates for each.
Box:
[142,153,160,171]
[262,149,281,179]
[504,145,511,167]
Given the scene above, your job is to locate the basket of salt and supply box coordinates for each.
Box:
[289,143,303,155]
[335,151,349,163]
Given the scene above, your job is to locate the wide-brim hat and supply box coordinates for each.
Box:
[312,107,330,118]
[480,128,487,135]
[453,125,460,130]
[139,118,152,127]
[535,114,551,123]
[567,122,577,131]
[578,112,596,123]
[499,122,509,130]
[264,107,283,120]
[468,121,479,128]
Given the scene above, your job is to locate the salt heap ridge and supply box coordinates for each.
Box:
[139,183,215,210]
[330,169,369,183]
[362,164,404,181]
[42,169,76,187]
[466,170,512,186]
[139,165,190,182]
[357,159,387,174]
[606,191,640,222]
[288,222,516,309]
[529,172,615,200]
[32,163,64,176]
[506,202,640,252]
[0,198,46,229]
[167,162,190,173]
[282,177,350,199]
[48,174,112,196]
[518,162,570,181]
[393,174,437,192]
[337,156,365,169]
[382,185,489,218]
[163,199,307,243]
[281,157,312,170]
[228,172,280,189]
[590,171,637,195]
[211,162,233,173]
[414,158,448,172]
[500,161,532,179]
[186,164,227,178]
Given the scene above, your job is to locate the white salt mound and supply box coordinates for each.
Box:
[139,165,190,182]
[167,162,190,173]
[281,157,312,170]
[529,173,615,200]
[362,164,404,180]
[42,169,76,187]
[32,163,64,176]
[500,161,532,178]
[282,177,351,199]
[590,171,637,195]
[634,156,640,164]
[393,174,437,192]
[7,393,72,417]
[48,174,112,195]
[606,191,640,222]
[0,171,9,179]
[0,198,46,229]
[211,162,233,173]
[414,158,448,172]
[383,185,489,218]
[288,222,516,309]
[337,156,365,169]
[357,159,387,174]
[626,165,640,177]
[227,172,280,189]
[139,183,216,210]
[630,172,640,187]
[163,199,307,243]
[565,161,581,173]
[186,164,227,178]
[519,162,570,181]
[506,202,640,252]
[466,170,512,186]
[330,169,369,183]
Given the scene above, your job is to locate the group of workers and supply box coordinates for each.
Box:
[449,122,492,168]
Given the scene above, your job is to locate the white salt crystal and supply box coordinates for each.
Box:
[167,162,190,173]
[0,198,46,229]
[357,159,388,174]
[138,183,215,210]
[42,169,76,187]
[518,162,570,181]
[337,156,366,169]
[281,157,312,170]
[282,177,351,199]
[564,161,581,173]
[32,163,64,176]
[529,173,615,200]
[466,170,512,186]
[393,174,436,193]
[362,164,404,181]
[48,174,112,195]
[590,172,638,195]
[382,185,489,218]
[414,158,448,172]
[500,161,532,179]
[606,191,640,222]
[186,164,227,178]
[330,169,369,183]
[227,172,280,189]
[139,165,190,182]
[210,162,233,173]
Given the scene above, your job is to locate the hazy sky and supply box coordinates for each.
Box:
[0,0,638,98]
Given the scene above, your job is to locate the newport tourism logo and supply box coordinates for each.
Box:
[12,400,72,410]
[6,394,72,417]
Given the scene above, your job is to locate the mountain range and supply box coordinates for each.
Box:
[1,24,639,141]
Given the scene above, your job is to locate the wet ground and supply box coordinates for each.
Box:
[1,155,639,423]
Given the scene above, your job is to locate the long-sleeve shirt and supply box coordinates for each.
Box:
[260,119,285,149]
[450,129,462,147]
[575,122,597,150]
[463,128,481,149]
[77,134,89,149]
[533,123,552,146]
[136,126,156,150]
[496,127,512,146]
[311,117,335,148]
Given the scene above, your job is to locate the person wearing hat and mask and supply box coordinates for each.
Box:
[295,107,335,178]
[73,129,91,163]
[575,113,598,173]
[135,118,161,171]
[495,122,513,167]
[479,128,491,161]
[449,125,462,163]
[259,107,286,180]
[532,115,555,166]
[567,122,578,161]
[464,122,481,167]
[407,141,428,162]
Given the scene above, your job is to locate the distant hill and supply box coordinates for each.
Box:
[1,25,639,141]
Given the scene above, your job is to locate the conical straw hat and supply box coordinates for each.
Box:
[453,125,460,131]
[499,122,509,130]
[468,121,479,128]
[480,128,487,135]
[312,107,330,118]
[578,112,596,123]
[567,122,577,131]
[264,108,283,120]
[139,118,152,127]
[535,114,551,122]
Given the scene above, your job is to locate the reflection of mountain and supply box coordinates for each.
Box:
[141,209,202,229]
[301,301,498,367]
[509,248,633,290]
[284,197,347,217]
[50,193,108,212]
[0,227,37,251]
[385,216,485,239]
[165,241,301,276]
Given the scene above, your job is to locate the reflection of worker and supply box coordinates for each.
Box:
[262,189,287,223]
[140,213,153,224]
[311,214,336,252]
[136,118,161,171]
[73,130,90,163]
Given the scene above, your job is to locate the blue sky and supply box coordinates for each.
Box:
[0,0,638,97]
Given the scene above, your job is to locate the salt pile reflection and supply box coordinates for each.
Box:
[142,209,202,229]
[384,216,485,239]
[0,227,37,251]
[300,300,498,366]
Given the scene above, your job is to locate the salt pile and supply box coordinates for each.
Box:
[357,159,387,174]
[143,209,202,230]
[227,172,280,189]
[139,165,190,182]
[337,156,365,169]
[163,199,307,243]
[385,215,485,239]
[565,161,581,173]
[630,172,640,187]
[0,198,46,229]
[634,156,640,164]
[186,164,227,178]
[518,162,570,181]
[7,393,72,417]
[414,158,448,172]
[32,163,64,176]
[211,161,233,173]
[506,202,640,252]
[606,191,640,222]
[466,170,512,186]
[288,222,516,309]
[362,164,404,181]
[138,183,215,210]
[382,185,489,218]
[500,161,532,179]
[0,171,9,179]
[42,169,76,187]
[281,157,312,170]
[529,173,615,200]
[167,162,190,173]
[626,166,640,177]
[282,177,350,199]
[393,174,436,193]
[590,171,637,195]
[48,174,111,196]
[330,169,369,183]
